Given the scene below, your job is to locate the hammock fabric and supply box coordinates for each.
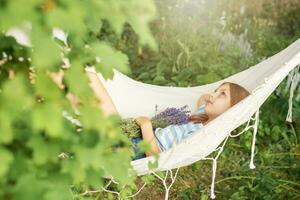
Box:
[85,38,300,199]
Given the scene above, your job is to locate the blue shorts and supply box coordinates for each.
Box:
[131,137,146,161]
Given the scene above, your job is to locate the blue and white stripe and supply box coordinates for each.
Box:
[154,104,206,152]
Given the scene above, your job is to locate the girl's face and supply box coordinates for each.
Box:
[204,84,231,119]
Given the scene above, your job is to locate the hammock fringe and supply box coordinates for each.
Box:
[229,108,260,169]
[286,65,300,122]
[249,109,259,169]
[151,168,180,200]
[203,134,230,199]
[79,176,147,200]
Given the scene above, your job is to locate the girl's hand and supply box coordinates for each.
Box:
[198,93,211,107]
[135,116,151,127]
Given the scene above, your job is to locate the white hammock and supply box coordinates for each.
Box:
[84,38,300,199]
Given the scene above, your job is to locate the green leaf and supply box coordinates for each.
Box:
[201,193,209,200]
[31,27,61,70]
[0,75,33,143]
[74,144,106,170]
[43,175,73,200]
[8,152,30,181]
[64,61,94,101]
[0,75,33,116]
[91,42,130,79]
[27,135,61,165]
[44,186,73,200]
[147,158,159,170]
[34,71,63,101]
[14,174,47,200]
[141,174,156,184]
[84,167,104,189]
[137,140,151,153]
[0,113,13,144]
[137,72,150,80]
[61,159,86,184]
[0,147,13,178]
[153,75,166,85]
[46,1,87,38]
[31,101,63,138]
[77,106,104,131]
[126,0,158,52]
[101,149,133,186]
[97,1,127,36]
[79,129,99,148]
[0,0,40,29]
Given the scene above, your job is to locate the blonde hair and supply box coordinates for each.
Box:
[189,82,250,124]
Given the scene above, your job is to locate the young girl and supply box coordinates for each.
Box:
[133,82,250,160]
[85,71,250,160]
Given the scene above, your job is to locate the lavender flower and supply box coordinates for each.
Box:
[152,105,191,125]
[119,105,191,138]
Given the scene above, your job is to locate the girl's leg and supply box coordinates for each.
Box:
[86,71,118,117]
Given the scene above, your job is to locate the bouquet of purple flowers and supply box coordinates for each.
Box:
[119,105,191,138]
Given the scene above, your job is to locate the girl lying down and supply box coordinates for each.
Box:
[133,82,250,160]
[85,71,250,160]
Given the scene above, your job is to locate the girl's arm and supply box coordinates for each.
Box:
[85,70,118,117]
[135,117,161,157]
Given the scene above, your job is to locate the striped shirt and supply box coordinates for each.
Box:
[154,105,206,152]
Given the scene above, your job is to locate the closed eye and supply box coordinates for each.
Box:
[220,91,226,96]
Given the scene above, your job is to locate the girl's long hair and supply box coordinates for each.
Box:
[189,82,250,124]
